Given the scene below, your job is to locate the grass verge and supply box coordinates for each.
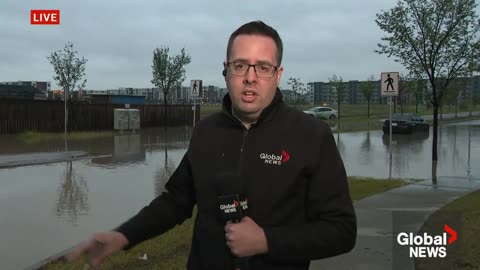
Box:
[415,190,480,270]
[43,177,407,270]
[199,104,480,134]
[15,131,114,144]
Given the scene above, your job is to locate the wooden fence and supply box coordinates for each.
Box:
[0,99,200,133]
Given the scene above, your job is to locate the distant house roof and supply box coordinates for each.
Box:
[0,85,47,100]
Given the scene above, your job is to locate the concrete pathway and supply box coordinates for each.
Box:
[0,151,91,168]
[310,177,480,270]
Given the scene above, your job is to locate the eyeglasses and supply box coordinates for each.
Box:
[226,61,278,78]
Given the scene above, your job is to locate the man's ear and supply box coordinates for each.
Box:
[223,61,228,78]
[276,66,284,87]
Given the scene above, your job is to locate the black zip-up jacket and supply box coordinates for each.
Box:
[116,89,356,269]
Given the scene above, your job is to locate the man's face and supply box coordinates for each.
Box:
[224,34,283,122]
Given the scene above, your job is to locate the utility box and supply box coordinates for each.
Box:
[114,109,129,130]
[128,109,140,130]
[114,108,141,131]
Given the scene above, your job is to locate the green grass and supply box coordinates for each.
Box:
[348,177,409,201]
[200,103,480,120]
[43,177,407,270]
[415,190,480,270]
[15,131,114,144]
[199,103,480,133]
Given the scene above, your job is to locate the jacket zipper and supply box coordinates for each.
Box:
[237,128,249,176]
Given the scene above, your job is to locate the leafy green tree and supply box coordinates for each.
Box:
[47,42,87,144]
[287,77,307,104]
[375,0,480,164]
[360,75,376,118]
[329,74,345,120]
[151,46,191,124]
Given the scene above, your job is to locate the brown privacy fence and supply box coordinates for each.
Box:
[0,99,200,134]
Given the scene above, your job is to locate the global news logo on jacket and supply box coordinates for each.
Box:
[259,150,290,166]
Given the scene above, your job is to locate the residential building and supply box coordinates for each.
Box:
[0,81,50,100]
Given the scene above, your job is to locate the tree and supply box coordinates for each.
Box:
[151,46,191,124]
[360,75,376,118]
[47,42,87,149]
[329,74,345,120]
[443,77,467,117]
[399,73,419,113]
[409,74,428,114]
[472,81,480,115]
[375,0,480,167]
[287,77,307,104]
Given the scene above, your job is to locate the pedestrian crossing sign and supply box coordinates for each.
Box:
[190,80,202,97]
[381,72,399,96]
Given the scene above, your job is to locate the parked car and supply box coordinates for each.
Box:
[303,106,338,120]
[383,113,429,134]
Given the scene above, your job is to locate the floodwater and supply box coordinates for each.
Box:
[0,123,479,269]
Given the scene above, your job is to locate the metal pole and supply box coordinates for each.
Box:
[389,96,392,180]
[193,97,196,127]
[64,90,68,152]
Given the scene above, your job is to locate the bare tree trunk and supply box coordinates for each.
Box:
[455,98,458,118]
[337,100,341,120]
[367,100,370,118]
[64,87,69,152]
[432,103,439,182]
[163,91,168,126]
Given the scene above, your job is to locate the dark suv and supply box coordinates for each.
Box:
[383,113,429,134]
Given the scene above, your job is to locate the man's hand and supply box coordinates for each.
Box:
[224,216,268,257]
[63,231,129,268]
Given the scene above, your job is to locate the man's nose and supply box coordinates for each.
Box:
[243,66,257,83]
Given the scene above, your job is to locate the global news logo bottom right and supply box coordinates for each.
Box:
[396,224,457,258]
[392,211,465,270]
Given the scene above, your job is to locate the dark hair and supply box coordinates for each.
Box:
[227,20,283,65]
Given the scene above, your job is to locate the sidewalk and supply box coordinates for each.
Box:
[0,151,91,168]
[310,177,480,270]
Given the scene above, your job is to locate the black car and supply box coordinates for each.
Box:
[383,113,429,134]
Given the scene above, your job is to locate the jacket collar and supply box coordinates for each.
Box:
[221,88,284,127]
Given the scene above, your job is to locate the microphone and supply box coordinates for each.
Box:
[216,173,249,270]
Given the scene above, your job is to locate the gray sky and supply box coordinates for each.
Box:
[0,0,409,90]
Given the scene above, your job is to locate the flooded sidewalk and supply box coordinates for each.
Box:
[0,151,92,168]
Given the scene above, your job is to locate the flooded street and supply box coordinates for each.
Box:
[337,123,480,179]
[0,123,479,269]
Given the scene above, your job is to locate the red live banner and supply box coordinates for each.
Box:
[30,10,60,25]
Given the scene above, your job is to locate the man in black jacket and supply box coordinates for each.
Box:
[66,20,356,270]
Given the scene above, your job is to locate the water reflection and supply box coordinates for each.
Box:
[90,134,146,167]
[154,147,176,197]
[56,161,89,225]
[382,132,429,177]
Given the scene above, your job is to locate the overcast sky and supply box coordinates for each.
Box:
[0,0,411,90]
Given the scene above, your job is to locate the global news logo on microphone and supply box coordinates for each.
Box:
[219,198,248,214]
